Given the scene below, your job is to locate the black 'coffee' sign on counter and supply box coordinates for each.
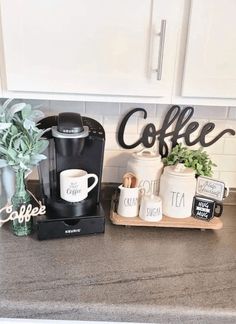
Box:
[118,106,235,157]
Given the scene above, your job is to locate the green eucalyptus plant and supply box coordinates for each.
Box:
[0,99,49,172]
[162,143,216,177]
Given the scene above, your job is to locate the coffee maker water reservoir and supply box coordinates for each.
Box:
[36,112,105,240]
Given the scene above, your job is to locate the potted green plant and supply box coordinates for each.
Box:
[162,143,216,177]
[0,99,49,236]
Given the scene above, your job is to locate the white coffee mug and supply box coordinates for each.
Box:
[117,185,143,217]
[139,194,162,222]
[60,169,98,202]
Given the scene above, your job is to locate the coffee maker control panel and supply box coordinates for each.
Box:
[82,117,105,139]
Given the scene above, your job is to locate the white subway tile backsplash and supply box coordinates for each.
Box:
[103,115,121,133]
[219,172,236,188]
[210,154,236,172]
[104,151,130,167]
[157,104,206,118]
[228,107,236,119]
[203,137,225,154]
[120,103,157,117]
[102,167,118,182]
[212,170,220,180]
[223,138,236,155]
[193,105,228,119]
[117,167,127,183]
[85,102,119,115]
[156,104,172,118]
[50,100,85,114]
[104,133,121,151]
[6,98,236,187]
[25,99,50,109]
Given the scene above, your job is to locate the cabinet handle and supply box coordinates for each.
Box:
[155,19,166,81]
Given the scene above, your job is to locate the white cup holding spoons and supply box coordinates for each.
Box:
[117,185,143,217]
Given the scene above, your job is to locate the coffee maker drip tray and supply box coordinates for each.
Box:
[37,203,105,240]
[46,197,97,219]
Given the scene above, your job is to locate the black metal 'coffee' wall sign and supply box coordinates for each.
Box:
[117,105,236,157]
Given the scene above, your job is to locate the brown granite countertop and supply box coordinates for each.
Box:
[0,196,235,323]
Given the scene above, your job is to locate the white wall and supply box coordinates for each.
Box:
[4,99,236,187]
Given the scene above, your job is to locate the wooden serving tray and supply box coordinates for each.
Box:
[110,196,223,230]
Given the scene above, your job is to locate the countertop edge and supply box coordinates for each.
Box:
[1,300,236,323]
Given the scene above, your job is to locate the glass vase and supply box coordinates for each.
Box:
[11,169,33,236]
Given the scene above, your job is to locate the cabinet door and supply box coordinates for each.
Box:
[0,0,181,97]
[182,0,236,98]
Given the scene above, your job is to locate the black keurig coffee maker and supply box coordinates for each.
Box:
[36,112,105,240]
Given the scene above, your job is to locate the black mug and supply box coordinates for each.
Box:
[192,196,223,221]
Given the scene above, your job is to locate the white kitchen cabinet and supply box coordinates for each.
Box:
[0,0,182,99]
[182,0,236,99]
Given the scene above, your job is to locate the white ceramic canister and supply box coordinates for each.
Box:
[139,194,162,222]
[159,164,196,218]
[127,150,163,195]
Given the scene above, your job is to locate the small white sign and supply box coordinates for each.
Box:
[196,176,227,201]
[0,203,46,226]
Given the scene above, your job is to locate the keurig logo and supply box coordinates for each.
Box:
[65,229,81,234]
